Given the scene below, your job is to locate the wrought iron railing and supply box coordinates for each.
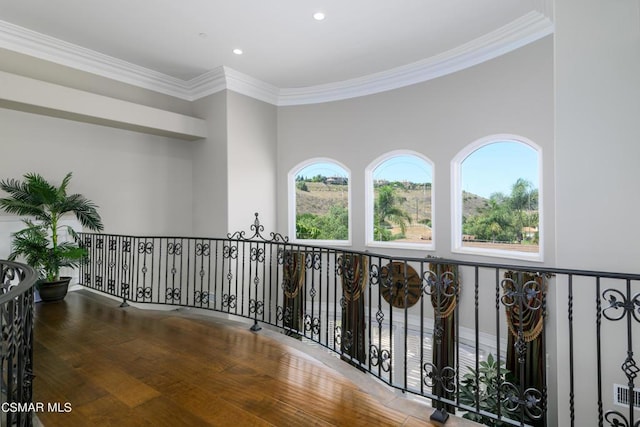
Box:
[0,260,37,427]
[78,214,640,427]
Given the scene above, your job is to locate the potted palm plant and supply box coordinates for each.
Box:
[0,172,103,302]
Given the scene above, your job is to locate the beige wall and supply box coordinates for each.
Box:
[0,108,193,236]
[277,36,555,262]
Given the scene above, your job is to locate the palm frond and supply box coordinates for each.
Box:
[9,225,50,278]
[0,177,46,217]
[0,172,103,281]
[0,178,33,202]
[53,244,87,274]
[57,172,73,199]
[63,194,104,232]
[63,225,80,242]
[0,198,48,219]
[24,173,59,206]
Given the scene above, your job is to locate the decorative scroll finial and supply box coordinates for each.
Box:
[227,213,289,243]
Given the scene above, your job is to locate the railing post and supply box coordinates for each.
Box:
[429,261,452,426]
[73,215,640,426]
[430,408,449,425]
[250,319,262,332]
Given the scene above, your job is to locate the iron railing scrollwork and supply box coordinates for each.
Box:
[600,280,640,427]
[0,260,37,427]
[77,213,640,426]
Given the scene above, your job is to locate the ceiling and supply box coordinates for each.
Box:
[0,0,553,103]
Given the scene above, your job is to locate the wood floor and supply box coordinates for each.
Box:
[33,290,476,426]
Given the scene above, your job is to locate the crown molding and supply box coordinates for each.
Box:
[0,12,553,106]
[277,11,554,106]
[0,19,192,99]
[222,67,280,105]
[534,0,554,21]
[185,67,227,100]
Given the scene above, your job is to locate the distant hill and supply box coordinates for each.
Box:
[295,182,488,220]
[462,191,489,218]
[295,182,349,215]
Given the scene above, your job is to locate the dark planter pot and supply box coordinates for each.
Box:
[37,277,71,302]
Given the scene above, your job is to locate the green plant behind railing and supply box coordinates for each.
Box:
[0,172,104,281]
[459,354,517,426]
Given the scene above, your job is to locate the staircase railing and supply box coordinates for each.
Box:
[0,259,37,427]
[78,214,640,427]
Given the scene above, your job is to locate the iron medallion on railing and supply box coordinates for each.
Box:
[195,290,210,305]
[249,299,264,315]
[370,344,392,372]
[303,314,320,336]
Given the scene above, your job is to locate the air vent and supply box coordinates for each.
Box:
[614,384,640,410]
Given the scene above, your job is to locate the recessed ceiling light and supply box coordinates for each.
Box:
[233,48,243,55]
[313,12,325,21]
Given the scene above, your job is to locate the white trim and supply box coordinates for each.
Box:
[185,67,227,100]
[365,150,435,251]
[184,66,281,104]
[0,19,192,99]
[223,67,280,105]
[278,11,553,106]
[288,158,352,245]
[0,70,208,140]
[450,134,543,262]
[0,12,553,105]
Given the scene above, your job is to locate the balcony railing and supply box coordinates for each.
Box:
[78,214,640,427]
[0,259,37,427]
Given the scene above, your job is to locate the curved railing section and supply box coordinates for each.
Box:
[0,259,37,427]
[78,214,640,427]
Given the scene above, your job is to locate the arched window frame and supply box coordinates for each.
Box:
[288,158,352,246]
[451,134,543,261]
[365,150,435,251]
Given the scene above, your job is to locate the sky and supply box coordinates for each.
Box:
[462,142,538,198]
[372,155,432,183]
[297,162,349,179]
[296,156,432,183]
[296,142,538,198]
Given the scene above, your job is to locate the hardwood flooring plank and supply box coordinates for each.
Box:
[33,345,108,407]
[74,395,134,427]
[75,359,161,408]
[32,291,476,426]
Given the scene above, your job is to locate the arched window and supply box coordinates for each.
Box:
[289,159,351,244]
[366,151,434,250]
[452,135,542,261]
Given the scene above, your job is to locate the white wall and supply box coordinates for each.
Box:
[554,0,640,425]
[0,48,194,116]
[0,48,201,237]
[4,14,637,423]
[555,0,640,273]
[277,37,555,263]
[227,91,278,235]
[191,91,278,237]
[192,91,229,237]
[0,108,194,236]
